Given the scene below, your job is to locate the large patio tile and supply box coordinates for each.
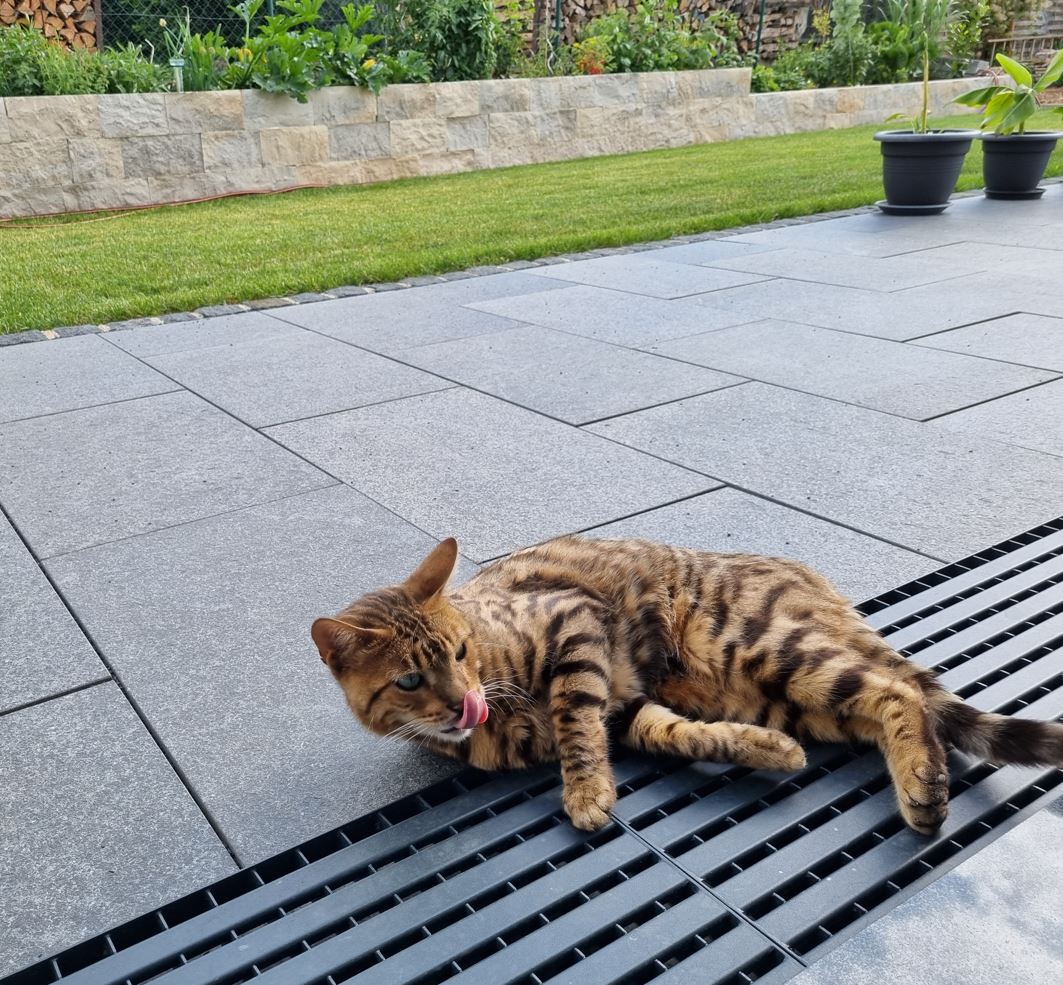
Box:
[266,389,717,561]
[913,312,1063,371]
[145,331,451,427]
[791,802,1063,985]
[686,277,1017,342]
[1,515,105,714]
[472,285,756,346]
[723,213,968,258]
[0,684,236,975]
[587,382,1063,560]
[902,241,1063,275]
[45,485,471,863]
[0,334,174,424]
[0,390,333,558]
[702,247,974,291]
[650,320,1056,420]
[928,380,1063,459]
[648,239,780,265]
[585,488,938,602]
[525,254,768,298]
[400,325,743,425]
[105,311,305,358]
[272,272,563,354]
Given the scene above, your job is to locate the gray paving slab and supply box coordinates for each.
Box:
[587,382,1063,560]
[650,319,1056,420]
[399,325,744,425]
[722,213,969,258]
[897,270,1063,322]
[271,272,565,354]
[0,515,105,714]
[471,285,757,347]
[45,485,471,863]
[266,388,717,561]
[928,379,1063,459]
[585,487,938,602]
[686,277,1019,342]
[791,800,1063,985]
[105,310,303,357]
[703,247,976,292]
[0,334,175,424]
[525,254,769,298]
[0,683,236,974]
[144,330,452,428]
[0,390,333,558]
[648,239,780,265]
[914,312,1063,370]
[901,240,1063,275]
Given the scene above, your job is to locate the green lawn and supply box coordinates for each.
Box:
[3,110,1061,334]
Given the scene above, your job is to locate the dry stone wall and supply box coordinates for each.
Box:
[0,72,979,218]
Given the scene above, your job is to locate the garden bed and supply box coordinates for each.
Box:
[0,71,980,218]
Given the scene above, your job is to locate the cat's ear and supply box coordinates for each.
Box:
[311,617,390,669]
[404,537,459,607]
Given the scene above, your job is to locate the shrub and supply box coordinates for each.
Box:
[0,22,164,97]
[380,0,501,81]
[808,0,874,88]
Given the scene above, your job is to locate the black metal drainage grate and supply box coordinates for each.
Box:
[7,517,1063,985]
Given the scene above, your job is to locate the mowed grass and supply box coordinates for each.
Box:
[3,110,1061,334]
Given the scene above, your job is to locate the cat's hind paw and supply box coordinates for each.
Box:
[731,726,807,772]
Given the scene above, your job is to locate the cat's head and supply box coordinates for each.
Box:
[311,538,488,745]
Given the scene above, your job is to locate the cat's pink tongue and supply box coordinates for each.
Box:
[457,690,489,730]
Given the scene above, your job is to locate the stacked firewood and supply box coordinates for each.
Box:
[0,0,100,51]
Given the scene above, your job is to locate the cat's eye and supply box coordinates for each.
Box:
[394,672,424,691]
[455,642,467,662]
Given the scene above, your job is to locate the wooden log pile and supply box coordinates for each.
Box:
[0,0,100,51]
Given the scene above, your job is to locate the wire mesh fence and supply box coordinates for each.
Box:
[98,0,350,49]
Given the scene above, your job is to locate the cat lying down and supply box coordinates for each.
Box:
[312,536,1063,833]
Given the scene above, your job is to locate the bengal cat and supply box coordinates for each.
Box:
[311,536,1063,833]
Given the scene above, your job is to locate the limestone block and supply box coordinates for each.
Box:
[201,166,295,194]
[390,117,448,156]
[479,79,532,114]
[310,86,377,126]
[146,174,214,204]
[0,185,69,218]
[328,122,391,160]
[559,73,639,109]
[202,130,263,171]
[260,126,329,166]
[293,161,368,186]
[100,94,168,138]
[637,71,680,105]
[63,179,152,213]
[166,91,245,134]
[377,84,437,121]
[434,81,481,119]
[0,137,72,185]
[122,134,204,178]
[528,78,564,113]
[447,115,488,152]
[5,94,102,141]
[690,94,756,140]
[835,86,866,114]
[397,149,478,178]
[242,90,314,129]
[68,138,125,183]
[677,68,751,100]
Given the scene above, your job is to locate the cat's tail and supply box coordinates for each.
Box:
[933,696,1063,767]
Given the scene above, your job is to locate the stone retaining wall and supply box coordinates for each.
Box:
[0,72,979,218]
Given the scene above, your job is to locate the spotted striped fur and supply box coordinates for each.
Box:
[312,536,1063,833]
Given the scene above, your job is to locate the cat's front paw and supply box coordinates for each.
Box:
[733,726,807,772]
[563,778,616,831]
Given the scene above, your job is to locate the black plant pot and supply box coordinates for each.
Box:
[873,130,978,215]
[980,131,1062,200]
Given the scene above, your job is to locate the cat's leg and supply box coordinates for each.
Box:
[793,663,949,834]
[617,697,807,771]
[548,639,617,831]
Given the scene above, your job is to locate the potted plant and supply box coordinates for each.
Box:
[874,0,978,215]
[954,49,1063,198]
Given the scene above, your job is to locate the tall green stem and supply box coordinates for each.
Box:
[920,42,929,133]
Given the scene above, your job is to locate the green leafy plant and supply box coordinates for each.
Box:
[865,20,918,84]
[946,0,989,75]
[816,0,873,87]
[954,49,1063,132]
[881,0,957,132]
[396,0,500,81]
